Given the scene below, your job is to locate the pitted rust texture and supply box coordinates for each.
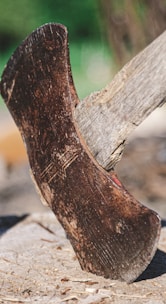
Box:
[0,23,161,283]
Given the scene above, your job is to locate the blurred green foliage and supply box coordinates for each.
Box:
[1,0,166,104]
[0,0,100,51]
[0,0,112,102]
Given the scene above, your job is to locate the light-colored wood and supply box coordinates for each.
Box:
[74,30,166,170]
[0,213,166,304]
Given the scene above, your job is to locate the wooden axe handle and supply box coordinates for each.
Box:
[75,31,166,170]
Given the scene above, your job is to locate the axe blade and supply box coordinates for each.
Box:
[0,23,161,283]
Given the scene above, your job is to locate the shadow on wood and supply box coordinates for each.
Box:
[136,219,166,282]
[137,249,166,281]
[0,214,28,236]
[161,220,166,227]
[136,220,166,282]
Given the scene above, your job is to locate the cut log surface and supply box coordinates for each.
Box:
[0,212,166,304]
[75,30,166,170]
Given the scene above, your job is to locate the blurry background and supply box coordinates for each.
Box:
[0,0,166,217]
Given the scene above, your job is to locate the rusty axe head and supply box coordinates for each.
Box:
[0,23,161,282]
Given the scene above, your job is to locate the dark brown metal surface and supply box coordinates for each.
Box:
[0,23,161,282]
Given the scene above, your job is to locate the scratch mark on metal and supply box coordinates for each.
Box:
[6,78,16,104]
